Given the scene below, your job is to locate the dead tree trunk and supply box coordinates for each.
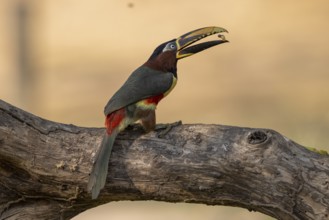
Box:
[0,99,328,220]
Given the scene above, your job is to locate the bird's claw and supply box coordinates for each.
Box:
[126,123,143,131]
[156,120,182,138]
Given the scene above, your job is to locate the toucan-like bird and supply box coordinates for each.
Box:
[88,26,228,199]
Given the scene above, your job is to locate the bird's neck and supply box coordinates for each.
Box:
[144,51,177,77]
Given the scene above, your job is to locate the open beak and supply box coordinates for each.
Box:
[176,26,228,59]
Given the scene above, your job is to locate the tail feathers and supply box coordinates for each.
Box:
[88,131,118,199]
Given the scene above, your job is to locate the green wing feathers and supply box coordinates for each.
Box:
[104,66,174,116]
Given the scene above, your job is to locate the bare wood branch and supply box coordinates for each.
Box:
[0,99,328,220]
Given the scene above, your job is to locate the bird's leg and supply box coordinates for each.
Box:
[140,110,156,133]
[156,120,182,138]
[138,107,181,137]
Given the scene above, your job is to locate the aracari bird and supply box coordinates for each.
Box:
[88,26,228,199]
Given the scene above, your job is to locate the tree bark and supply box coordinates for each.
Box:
[0,99,328,220]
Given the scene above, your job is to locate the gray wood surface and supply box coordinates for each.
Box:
[0,100,328,220]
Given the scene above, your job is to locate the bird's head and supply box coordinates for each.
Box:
[145,26,228,75]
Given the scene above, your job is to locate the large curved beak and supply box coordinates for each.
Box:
[176,26,228,59]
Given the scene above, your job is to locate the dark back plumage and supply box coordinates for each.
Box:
[104,66,174,116]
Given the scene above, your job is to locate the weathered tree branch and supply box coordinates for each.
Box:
[0,99,328,220]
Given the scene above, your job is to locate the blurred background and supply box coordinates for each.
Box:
[1,0,328,219]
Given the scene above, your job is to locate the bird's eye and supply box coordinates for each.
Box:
[170,44,176,49]
[162,42,177,52]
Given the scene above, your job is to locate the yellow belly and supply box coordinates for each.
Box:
[164,76,177,97]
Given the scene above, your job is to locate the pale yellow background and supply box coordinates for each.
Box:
[1,1,328,219]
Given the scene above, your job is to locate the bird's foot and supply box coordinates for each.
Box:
[155,120,182,138]
[126,123,143,131]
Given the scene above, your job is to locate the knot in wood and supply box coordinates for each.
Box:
[247,130,267,145]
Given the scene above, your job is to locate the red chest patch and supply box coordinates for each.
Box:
[145,94,164,105]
